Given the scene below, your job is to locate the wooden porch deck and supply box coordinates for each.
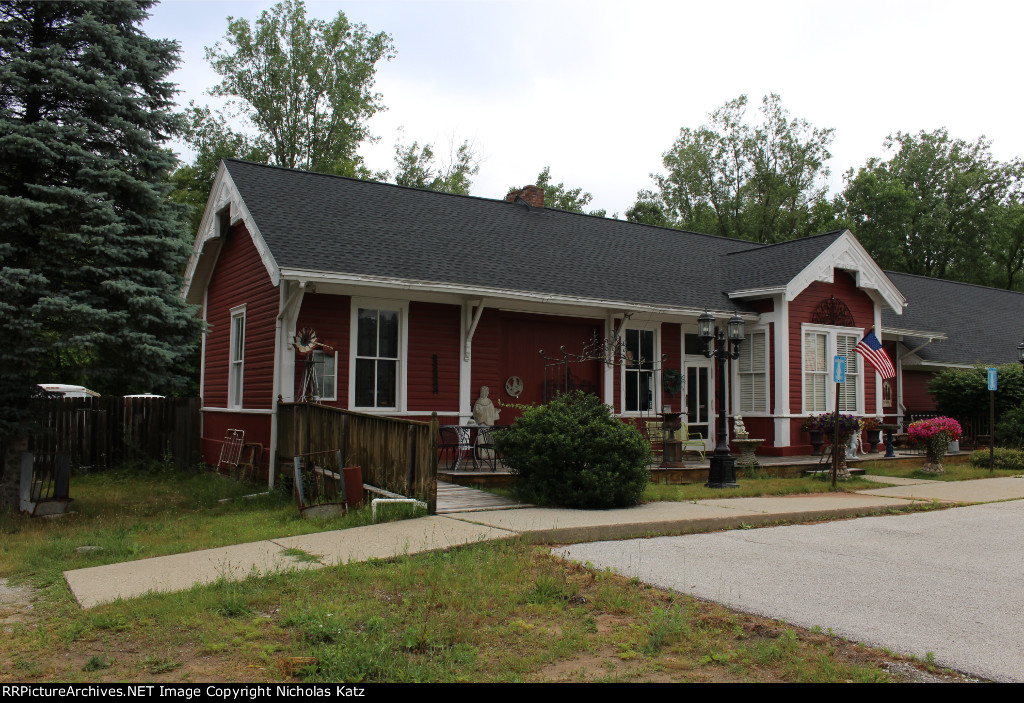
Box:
[435,480,531,514]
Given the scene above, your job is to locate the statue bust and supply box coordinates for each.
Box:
[472,386,501,426]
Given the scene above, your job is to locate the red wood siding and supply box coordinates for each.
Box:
[471,310,603,425]
[662,323,681,413]
[787,271,878,449]
[292,293,350,406]
[203,223,279,410]
[407,302,461,412]
[200,411,272,478]
[902,369,938,412]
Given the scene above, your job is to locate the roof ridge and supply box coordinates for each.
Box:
[222,158,760,247]
[724,229,847,256]
[884,269,1024,297]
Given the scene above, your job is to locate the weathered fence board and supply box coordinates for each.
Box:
[28,397,201,471]
[277,403,438,513]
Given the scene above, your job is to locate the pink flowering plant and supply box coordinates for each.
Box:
[908,416,962,457]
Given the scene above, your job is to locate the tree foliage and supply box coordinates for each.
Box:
[495,391,650,509]
[392,135,479,195]
[171,0,394,231]
[170,104,269,233]
[0,1,200,441]
[509,167,606,217]
[633,94,838,242]
[927,365,1024,420]
[204,0,394,175]
[842,129,1023,286]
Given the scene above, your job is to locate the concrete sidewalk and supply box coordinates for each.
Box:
[63,475,1024,608]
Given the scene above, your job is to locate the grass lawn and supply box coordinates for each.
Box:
[0,466,972,683]
[859,460,1023,482]
[644,474,879,502]
[0,466,423,589]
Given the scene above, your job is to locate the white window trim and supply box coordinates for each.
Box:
[228,305,245,409]
[619,324,660,416]
[348,298,409,412]
[800,323,863,415]
[734,326,770,415]
[312,349,338,402]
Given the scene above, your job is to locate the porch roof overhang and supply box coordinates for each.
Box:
[784,231,906,312]
[881,327,948,341]
[277,268,760,322]
[722,231,906,313]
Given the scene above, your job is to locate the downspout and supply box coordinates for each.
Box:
[269,280,308,488]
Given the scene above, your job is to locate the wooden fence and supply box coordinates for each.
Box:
[29,396,201,471]
[277,403,438,513]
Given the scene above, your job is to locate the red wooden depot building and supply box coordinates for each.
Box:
[184,160,1024,482]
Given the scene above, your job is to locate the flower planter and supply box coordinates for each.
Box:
[808,430,825,456]
[865,429,882,453]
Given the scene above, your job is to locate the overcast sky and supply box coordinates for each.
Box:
[143,0,1024,217]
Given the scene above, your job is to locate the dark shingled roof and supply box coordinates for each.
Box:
[882,272,1024,365]
[720,231,847,292]
[224,159,764,312]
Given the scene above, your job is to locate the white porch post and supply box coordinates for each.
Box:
[603,312,617,410]
[773,295,791,447]
[874,305,884,416]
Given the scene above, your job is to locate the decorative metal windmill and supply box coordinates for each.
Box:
[293,327,334,402]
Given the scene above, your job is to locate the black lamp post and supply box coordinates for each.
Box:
[698,310,745,488]
[1018,338,1024,366]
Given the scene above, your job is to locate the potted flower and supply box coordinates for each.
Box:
[801,414,826,455]
[907,416,962,474]
[861,417,882,452]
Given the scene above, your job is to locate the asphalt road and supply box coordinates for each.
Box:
[554,500,1024,682]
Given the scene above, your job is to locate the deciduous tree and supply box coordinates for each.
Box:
[634,94,837,242]
[392,136,480,195]
[843,129,1022,286]
[510,167,606,217]
[204,0,394,175]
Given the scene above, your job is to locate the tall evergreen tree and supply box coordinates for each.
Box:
[0,1,200,446]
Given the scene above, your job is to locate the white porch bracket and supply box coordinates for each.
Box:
[463,298,487,362]
[277,280,310,403]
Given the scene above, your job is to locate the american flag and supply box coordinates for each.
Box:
[855,329,895,379]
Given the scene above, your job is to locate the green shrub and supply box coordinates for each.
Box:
[995,406,1024,449]
[494,391,651,509]
[970,448,1024,471]
[928,364,1024,419]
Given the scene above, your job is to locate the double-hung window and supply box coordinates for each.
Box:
[835,333,859,412]
[738,330,768,413]
[228,306,245,408]
[624,328,655,412]
[802,326,860,414]
[354,306,401,409]
[312,349,337,402]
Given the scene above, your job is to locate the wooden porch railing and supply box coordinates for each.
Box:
[277,403,438,513]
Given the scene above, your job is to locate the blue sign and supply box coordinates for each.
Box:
[988,368,997,391]
[834,355,846,384]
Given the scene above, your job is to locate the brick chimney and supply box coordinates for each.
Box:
[505,185,545,208]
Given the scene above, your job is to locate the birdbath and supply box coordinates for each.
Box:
[733,438,764,472]
[660,412,685,468]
